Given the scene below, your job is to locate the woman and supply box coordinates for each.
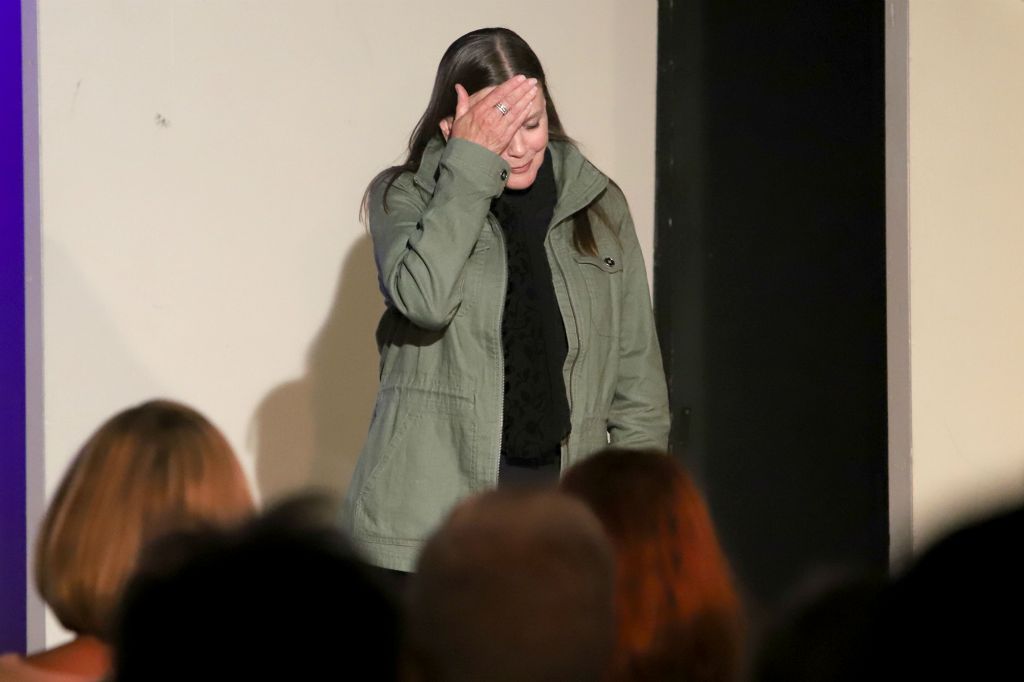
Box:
[561,448,744,682]
[342,28,669,573]
[0,400,254,681]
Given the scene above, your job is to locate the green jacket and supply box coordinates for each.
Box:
[342,136,669,571]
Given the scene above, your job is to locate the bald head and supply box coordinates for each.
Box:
[406,489,615,682]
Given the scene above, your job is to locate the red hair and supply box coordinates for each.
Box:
[561,448,743,681]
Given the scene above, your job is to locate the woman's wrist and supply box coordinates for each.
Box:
[440,138,511,196]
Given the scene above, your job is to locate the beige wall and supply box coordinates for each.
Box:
[905,0,1024,550]
[31,1,657,646]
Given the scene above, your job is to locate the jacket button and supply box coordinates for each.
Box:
[604,257,616,267]
[500,169,508,181]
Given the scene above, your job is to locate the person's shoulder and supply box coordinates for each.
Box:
[590,177,632,233]
[0,654,98,682]
[368,167,419,211]
[549,140,614,198]
[597,178,628,209]
[551,142,621,196]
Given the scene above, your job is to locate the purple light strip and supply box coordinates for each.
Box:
[0,0,27,654]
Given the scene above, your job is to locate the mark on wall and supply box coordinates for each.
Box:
[154,113,170,128]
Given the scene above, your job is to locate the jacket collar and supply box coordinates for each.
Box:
[413,134,609,226]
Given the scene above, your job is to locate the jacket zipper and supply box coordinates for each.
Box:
[544,178,603,469]
[494,173,605,478]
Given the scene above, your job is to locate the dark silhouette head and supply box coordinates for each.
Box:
[879,503,1024,679]
[112,495,401,681]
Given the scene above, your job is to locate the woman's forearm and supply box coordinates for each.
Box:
[371,139,510,330]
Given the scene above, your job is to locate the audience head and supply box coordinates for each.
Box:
[877,502,1024,679]
[757,502,1024,681]
[752,570,885,682]
[561,448,743,682]
[406,488,616,682]
[112,494,401,681]
[34,399,254,640]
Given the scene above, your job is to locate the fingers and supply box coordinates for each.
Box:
[454,83,471,119]
[479,75,537,117]
[447,75,540,154]
[504,88,537,131]
[439,115,454,140]
[480,74,528,108]
[494,78,539,124]
[464,85,497,110]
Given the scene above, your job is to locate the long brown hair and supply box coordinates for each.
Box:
[362,27,600,255]
[561,449,744,682]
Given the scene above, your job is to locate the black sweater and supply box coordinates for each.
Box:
[492,149,570,466]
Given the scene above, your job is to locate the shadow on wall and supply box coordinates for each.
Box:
[250,235,382,506]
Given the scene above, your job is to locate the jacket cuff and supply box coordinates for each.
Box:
[440,138,510,197]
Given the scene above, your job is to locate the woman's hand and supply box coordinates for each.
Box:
[440,75,539,155]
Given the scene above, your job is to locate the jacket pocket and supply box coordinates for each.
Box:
[573,253,623,337]
[353,384,477,544]
[571,415,612,463]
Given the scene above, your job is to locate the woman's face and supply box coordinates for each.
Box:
[444,85,549,190]
[500,90,549,190]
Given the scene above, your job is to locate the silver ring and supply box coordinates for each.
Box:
[494,102,510,116]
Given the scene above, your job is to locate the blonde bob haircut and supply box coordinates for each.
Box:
[34,399,255,638]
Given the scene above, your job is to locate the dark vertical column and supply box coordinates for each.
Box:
[655,1,889,612]
[654,0,707,481]
[0,0,27,654]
